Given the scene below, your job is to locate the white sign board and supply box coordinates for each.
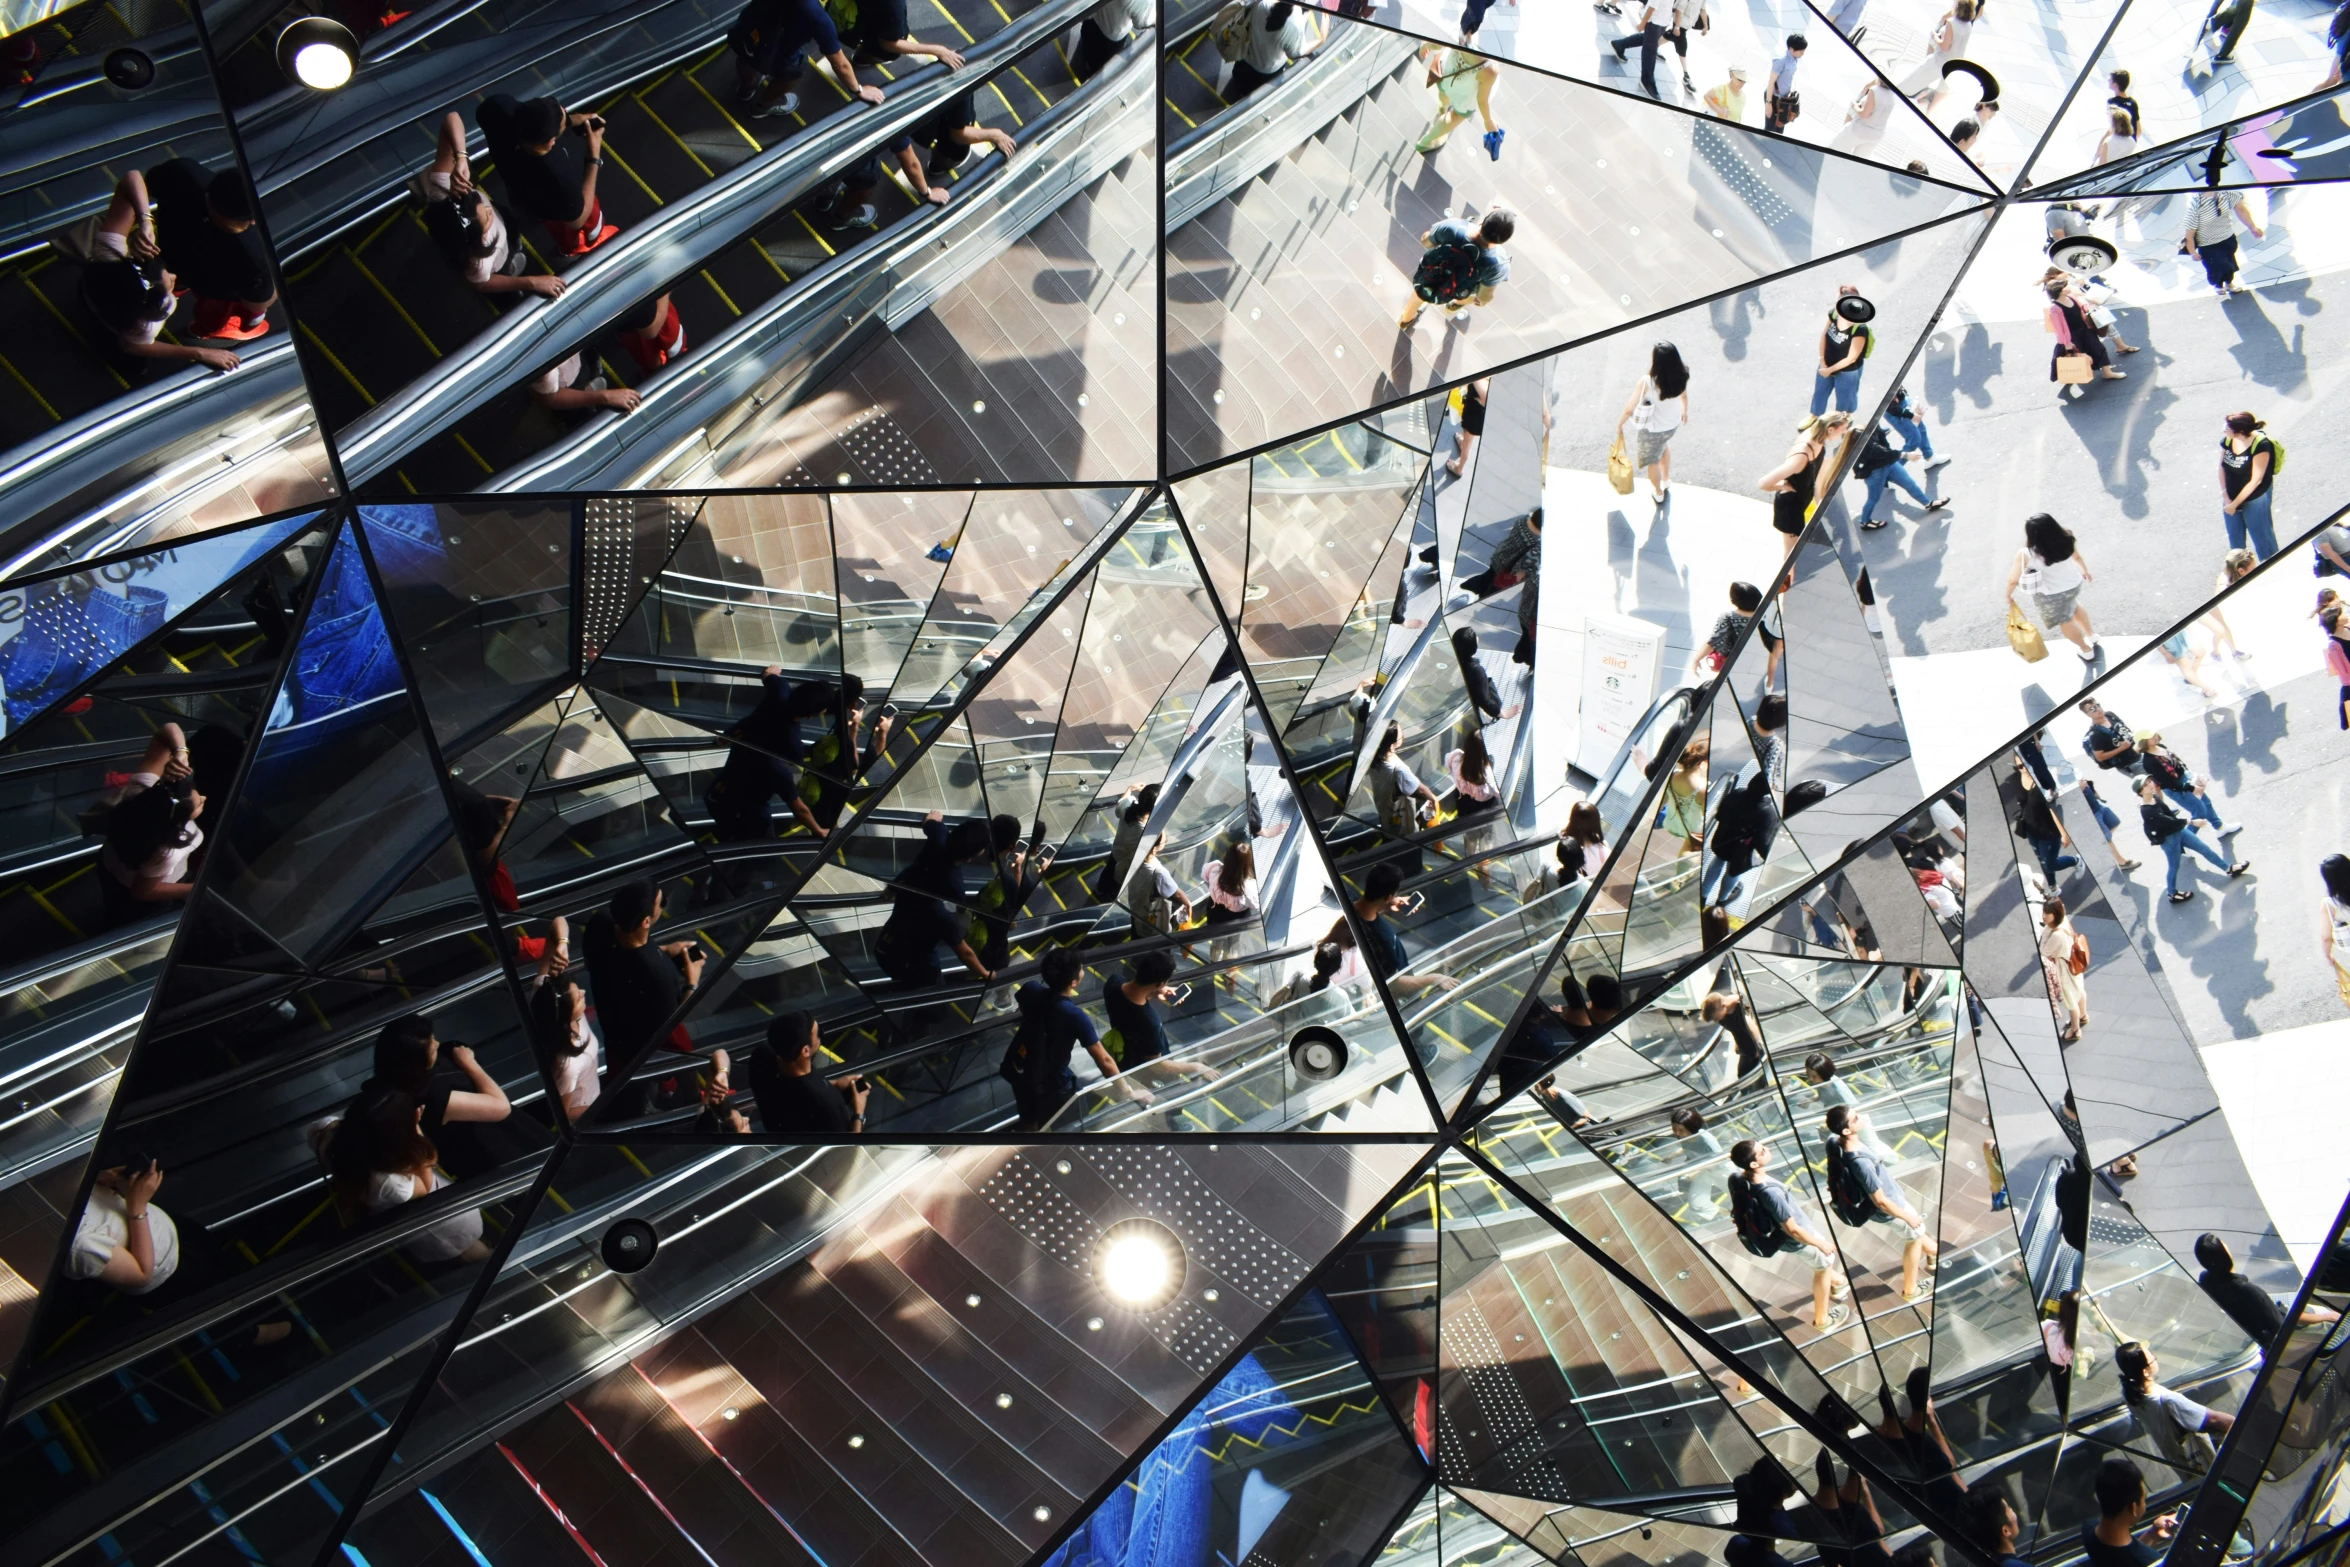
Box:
[1574,613,1667,778]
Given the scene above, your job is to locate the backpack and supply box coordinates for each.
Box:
[1852,428,1899,477]
[1823,1143,1877,1227]
[2143,750,2189,792]
[2259,432,2285,476]
[1412,238,1484,305]
[1210,2,1252,60]
[1727,1175,1788,1257]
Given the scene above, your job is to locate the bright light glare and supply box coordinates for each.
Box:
[292,40,353,89]
[1099,1233,1172,1304]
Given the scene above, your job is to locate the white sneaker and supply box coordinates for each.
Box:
[1924,453,1952,470]
[2219,821,2245,837]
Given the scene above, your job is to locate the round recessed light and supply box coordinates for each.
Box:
[1288,1026,1348,1082]
[103,48,156,90]
[276,17,360,90]
[601,1218,658,1273]
[721,1407,738,1420]
[1093,1219,1185,1311]
[848,1433,867,1448]
[994,1392,1014,1409]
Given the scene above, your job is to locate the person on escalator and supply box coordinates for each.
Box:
[535,976,605,1124]
[812,88,1015,231]
[1337,862,1457,999]
[584,879,704,1076]
[876,816,996,993]
[617,293,688,372]
[1073,0,1152,79]
[749,1011,869,1133]
[706,665,827,842]
[836,0,968,70]
[327,1088,494,1263]
[2079,1457,2180,1567]
[528,351,641,415]
[63,1156,297,1349]
[366,1014,528,1178]
[2194,1232,2339,1351]
[1700,989,1764,1084]
[96,775,204,926]
[144,158,276,343]
[974,815,1045,1006]
[1703,768,1780,909]
[447,775,571,977]
[476,95,621,258]
[1824,1102,1938,1300]
[728,0,886,120]
[1221,0,1324,98]
[420,111,566,300]
[1102,950,1216,1081]
[79,169,241,375]
[1001,947,1144,1128]
[1094,784,1158,902]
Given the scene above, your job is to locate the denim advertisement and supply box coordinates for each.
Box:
[264,512,447,738]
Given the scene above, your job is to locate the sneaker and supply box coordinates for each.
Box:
[1903,1280,1933,1302]
[1820,1300,1851,1330]
[1482,127,1504,160]
[206,315,272,341]
[2218,820,2244,837]
[1610,41,1628,59]
[752,91,801,118]
[2117,858,2143,871]
[1924,452,1952,469]
[1682,69,1695,91]
[828,202,879,231]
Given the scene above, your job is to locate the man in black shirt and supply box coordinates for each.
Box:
[583,878,703,1067]
[728,0,886,118]
[476,94,617,257]
[1966,1490,2033,1567]
[813,90,1014,231]
[2195,1232,2338,1349]
[145,159,275,342]
[2078,697,2142,775]
[1340,862,1456,999]
[1099,952,1213,1085]
[837,0,967,69]
[2080,1457,2174,1567]
[748,1011,868,1134]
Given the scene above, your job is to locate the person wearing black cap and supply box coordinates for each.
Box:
[476,94,619,257]
[728,0,886,119]
[1810,284,1873,416]
[144,158,276,342]
[835,0,968,70]
[812,89,1015,231]
[80,170,240,374]
[420,110,565,299]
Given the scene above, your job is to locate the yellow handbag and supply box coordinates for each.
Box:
[2006,602,2049,662]
[1606,435,1635,495]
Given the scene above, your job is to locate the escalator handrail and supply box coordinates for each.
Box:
[0,340,307,579]
[489,27,1155,491]
[332,0,1099,486]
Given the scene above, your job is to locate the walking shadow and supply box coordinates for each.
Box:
[2221,293,2309,395]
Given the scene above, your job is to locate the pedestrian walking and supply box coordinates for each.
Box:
[2184,177,2263,297]
[2107,69,2141,136]
[2077,780,2141,871]
[2318,853,2350,1010]
[2200,548,2255,660]
[1900,1,1974,102]
[1765,35,1805,131]
[1810,286,1873,415]
[2094,105,2139,167]
[2040,895,2090,1041]
[2136,732,2243,840]
[1760,412,1848,557]
[1398,209,1515,330]
[1703,63,1749,120]
[2218,412,2280,559]
[1851,417,1949,530]
[2006,513,2101,663]
[1414,41,1503,155]
[1881,384,1946,467]
[2322,604,2350,729]
[2199,0,2254,67]
[2137,776,2247,904]
[1694,580,1761,679]
[2011,763,2080,886]
[1615,341,1690,504]
[1609,0,1675,97]
[1445,378,1490,475]
[2046,275,2127,387]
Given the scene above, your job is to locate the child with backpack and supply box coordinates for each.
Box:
[1822,1103,1936,1301]
[1398,209,1517,330]
[1726,1138,1850,1329]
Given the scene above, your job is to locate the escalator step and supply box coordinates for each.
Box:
[503,1398,704,1567]
[570,1368,819,1567]
[295,248,447,414]
[405,1437,617,1565]
[637,68,768,184]
[0,267,131,425]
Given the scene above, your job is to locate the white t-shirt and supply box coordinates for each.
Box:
[419,170,511,285]
[531,353,583,399]
[1634,376,1684,433]
[1090,0,1149,40]
[552,1030,602,1113]
[69,1186,180,1293]
[1202,861,1259,913]
[1242,3,1316,72]
[2028,548,2086,595]
[366,1168,485,1261]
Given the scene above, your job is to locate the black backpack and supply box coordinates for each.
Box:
[1413,239,1484,305]
[2143,750,2189,792]
[1852,428,1900,477]
[1823,1143,1877,1227]
[1727,1176,1787,1257]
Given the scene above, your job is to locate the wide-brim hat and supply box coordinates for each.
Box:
[1834,295,1877,324]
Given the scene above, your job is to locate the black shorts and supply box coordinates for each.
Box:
[1760,625,1783,651]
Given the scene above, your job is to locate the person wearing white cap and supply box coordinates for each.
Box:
[1703,63,1748,120]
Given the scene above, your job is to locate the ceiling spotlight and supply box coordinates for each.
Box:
[277,17,359,91]
[601,1218,658,1273]
[1288,1025,1348,1083]
[103,48,156,90]
[1093,1219,1184,1311]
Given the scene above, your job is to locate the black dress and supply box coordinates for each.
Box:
[1771,447,1821,536]
[2050,298,2109,379]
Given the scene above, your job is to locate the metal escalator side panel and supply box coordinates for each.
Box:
[335,0,1101,489]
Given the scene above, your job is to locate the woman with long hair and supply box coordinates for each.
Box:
[1661,734,1711,853]
[1564,801,1608,877]
[2114,1340,2233,1474]
[97,777,205,926]
[1367,720,1441,837]
[2045,274,2125,387]
[1759,412,1849,558]
[326,1089,491,1263]
[2319,854,2350,1011]
[1615,341,1692,505]
[2219,412,2280,559]
[535,977,604,1121]
[1446,730,1501,873]
[2200,547,2256,661]
[2006,513,2101,663]
[1201,838,1260,982]
[2040,895,2089,1042]
[2324,604,2350,731]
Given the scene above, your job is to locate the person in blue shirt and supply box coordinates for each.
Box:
[1397,209,1516,329]
[728,0,885,118]
[1339,863,1458,999]
[1003,949,1143,1127]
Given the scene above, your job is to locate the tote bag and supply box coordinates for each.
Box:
[1606,435,1635,495]
[2006,603,2050,662]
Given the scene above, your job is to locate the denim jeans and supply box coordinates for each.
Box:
[1887,412,1933,459]
[1859,460,1932,523]
[2159,828,2230,895]
[2163,786,2222,830]
[1811,366,1862,416]
[2026,834,2078,882]
[2225,488,2278,559]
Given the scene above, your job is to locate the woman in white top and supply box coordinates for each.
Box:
[1366,722,1440,834]
[1614,342,1691,505]
[1227,0,1322,98]
[1445,730,1502,868]
[1200,839,1261,976]
[2039,894,2089,1042]
[81,170,241,372]
[420,112,565,299]
[1564,801,1609,879]
[329,1089,491,1263]
[536,976,604,1122]
[2094,105,2139,167]
[98,771,206,926]
[2320,854,2350,1011]
[1900,0,1974,101]
[68,1159,178,1293]
[2004,512,2100,662]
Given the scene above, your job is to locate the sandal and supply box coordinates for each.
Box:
[1861,518,1888,530]
[1924,499,1952,513]
[2169,889,2195,904]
